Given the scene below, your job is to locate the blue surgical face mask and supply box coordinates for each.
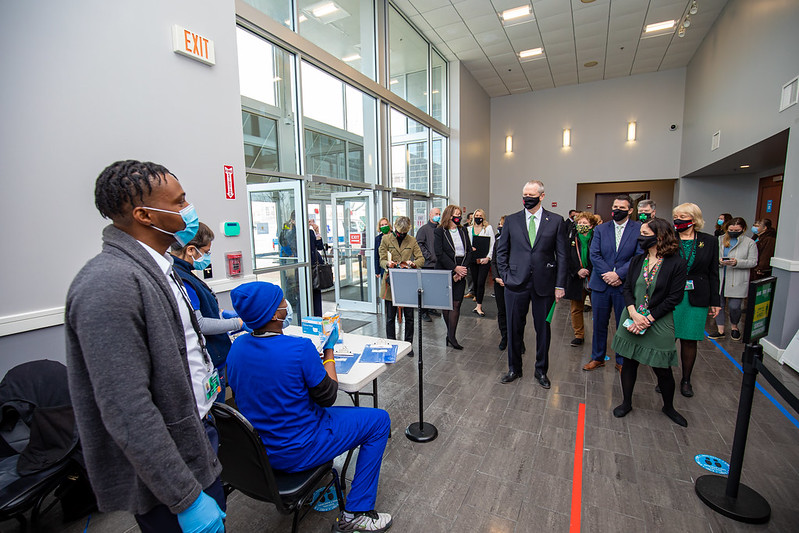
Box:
[143,204,199,247]
[432,215,441,223]
[751,226,759,234]
[192,249,211,270]
[276,301,293,329]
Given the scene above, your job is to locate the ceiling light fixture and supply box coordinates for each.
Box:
[342,54,361,62]
[506,135,513,153]
[501,5,531,22]
[584,61,598,68]
[683,16,691,28]
[740,164,750,169]
[678,25,686,38]
[689,1,698,15]
[627,121,637,142]
[563,129,571,148]
[312,2,338,18]
[645,20,676,33]
[389,79,399,85]
[519,47,543,59]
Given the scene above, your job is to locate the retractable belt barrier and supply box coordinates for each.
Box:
[695,276,798,524]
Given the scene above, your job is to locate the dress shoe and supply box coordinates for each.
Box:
[498,338,507,350]
[680,380,694,397]
[446,337,464,350]
[615,363,623,372]
[731,329,741,340]
[407,349,414,358]
[662,407,688,427]
[464,293,474,299]
[421,313,432,322]
[613,403,632,418]
[500,371,522,384]
[570,337,584,346]
[472,308,486,317]
[535,373,551,389]
[583,360,605,371]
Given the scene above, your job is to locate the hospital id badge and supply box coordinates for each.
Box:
[203,370,221,401]
[685,280,695,291]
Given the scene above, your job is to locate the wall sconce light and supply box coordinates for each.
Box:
[627,121,637,141]
[505,135,513,153]
[562,128,571,147]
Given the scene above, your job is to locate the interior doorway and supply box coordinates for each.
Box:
[755,175,783,230]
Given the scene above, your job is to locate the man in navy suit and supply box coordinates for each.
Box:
[496,180,567,388]
[583,195,641,372]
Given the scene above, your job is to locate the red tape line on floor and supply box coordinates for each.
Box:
[570,403,586,533]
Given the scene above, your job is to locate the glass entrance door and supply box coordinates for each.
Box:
[331,190,376,312]
[246,180,309,319]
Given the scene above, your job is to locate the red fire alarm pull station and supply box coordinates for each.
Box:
[225,251,242,277]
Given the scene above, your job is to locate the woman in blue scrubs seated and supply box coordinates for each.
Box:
[226,282,393,533]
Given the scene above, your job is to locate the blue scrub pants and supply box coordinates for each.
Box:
[281,406,391,513]
[590,286,626,365]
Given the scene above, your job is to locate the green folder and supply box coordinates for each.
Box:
[546,301,557,323]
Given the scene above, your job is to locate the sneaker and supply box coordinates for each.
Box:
[334,510,393,532]
[707,331,724,340]
[570,338,584,346]
[731,329,741,340]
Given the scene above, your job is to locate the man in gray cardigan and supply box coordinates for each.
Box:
[65,161,225,532]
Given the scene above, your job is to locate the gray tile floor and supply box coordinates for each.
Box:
[12,289,799,532]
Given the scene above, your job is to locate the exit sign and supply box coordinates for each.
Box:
[172,25,215,66]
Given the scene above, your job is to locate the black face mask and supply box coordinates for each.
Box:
[452,216,462,225]
[523,196,540,210]
[728,230,742,238]
[674,219,693,233]
[474,217,483,225]
[612,209,628,222]
[638,235,658,250]
[395,232,407,243]
[638,212,652,222]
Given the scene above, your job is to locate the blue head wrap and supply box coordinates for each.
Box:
[231,281,284,331]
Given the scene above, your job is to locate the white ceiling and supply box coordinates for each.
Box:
[391,0,729,98]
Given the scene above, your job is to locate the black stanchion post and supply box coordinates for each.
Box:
[695,342,771,523]
[405,287,438,443]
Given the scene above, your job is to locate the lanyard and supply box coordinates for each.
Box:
[170,271,213,371]
[641,256,663,309]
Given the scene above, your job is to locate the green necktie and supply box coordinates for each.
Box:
[528,215,537,247]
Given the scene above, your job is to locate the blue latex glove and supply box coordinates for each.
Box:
[222,310,252,333]
[323,324,339,350]
[176,492,225,533]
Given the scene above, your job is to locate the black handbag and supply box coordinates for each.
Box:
[312,259,334,290]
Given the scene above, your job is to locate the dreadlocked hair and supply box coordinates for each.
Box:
[94,160,174,219]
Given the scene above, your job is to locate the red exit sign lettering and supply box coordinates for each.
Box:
[172,25,215,66]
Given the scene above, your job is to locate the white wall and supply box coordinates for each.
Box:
[678,174,759,229]
[449,63,491,214]
[490,69,685,223]
[0,0,248,329]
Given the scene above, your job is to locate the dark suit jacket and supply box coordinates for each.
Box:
[681,232,721,308]
[623,253,687,320]
[495,208,567,296]
[434,225,473,273]
[588,219,642,292]
[565,229,593,301]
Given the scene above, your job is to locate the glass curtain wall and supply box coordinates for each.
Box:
[390,108,429,194]
[388,5,428,115]
[301,61,378,183]
[297,0,376,80]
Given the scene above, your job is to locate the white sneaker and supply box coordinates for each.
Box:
[333,510,393,532]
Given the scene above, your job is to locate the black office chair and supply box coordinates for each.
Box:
[210,403,345,533]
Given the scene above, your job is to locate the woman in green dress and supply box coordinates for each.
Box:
[612,218,688,427]
[672,203,721,397]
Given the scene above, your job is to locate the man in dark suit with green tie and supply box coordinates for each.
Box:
[495,180,567,388]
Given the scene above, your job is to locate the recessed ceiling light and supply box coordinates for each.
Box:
[312,2,338,18]
[342,54,361,62]
[645,20,676,33]
[519,47,543,59]
[584,61,598,68]
[581,0,596,3]
[501,5,531,22]
[389,79,399,85]
[740,164,750,169]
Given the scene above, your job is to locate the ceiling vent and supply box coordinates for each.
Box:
[711,131,720,151]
